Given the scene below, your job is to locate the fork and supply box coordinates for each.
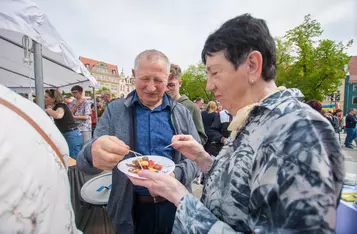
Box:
[129,150,143,169]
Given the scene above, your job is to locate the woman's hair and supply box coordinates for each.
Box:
[45,89,63,105]
[206,101,217,113]
[306,100,322,113]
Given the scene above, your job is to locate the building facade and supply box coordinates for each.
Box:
[80,56,135,98]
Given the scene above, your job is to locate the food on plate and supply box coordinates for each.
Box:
[126,156,163,174]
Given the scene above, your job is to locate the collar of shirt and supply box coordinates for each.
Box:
[132,91,171,111]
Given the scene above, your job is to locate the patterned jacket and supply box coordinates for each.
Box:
[173,89,345,234]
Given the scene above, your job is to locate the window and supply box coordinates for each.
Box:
[112,70,116,75]
[353,84,357,92]
[353,96,357,104]
[127,86,130,92]
[85,64,90,70]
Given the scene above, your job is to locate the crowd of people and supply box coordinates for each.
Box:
[0,13,346,234]
[306,99,357,148]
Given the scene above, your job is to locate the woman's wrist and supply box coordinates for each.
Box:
[172,186,189,207]
[195,151,213,174]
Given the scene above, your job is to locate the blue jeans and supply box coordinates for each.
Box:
[63,129,83,159]
[344,128,356,147]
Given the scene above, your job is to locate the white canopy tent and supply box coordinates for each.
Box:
[0,29,92,93]
[0,0,97,110]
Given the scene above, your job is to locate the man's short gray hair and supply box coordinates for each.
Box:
[102,90,111,96]
[134,49,170,73]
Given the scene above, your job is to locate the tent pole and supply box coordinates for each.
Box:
[33,41,45,109]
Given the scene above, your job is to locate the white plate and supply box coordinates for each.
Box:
[80,172,112,205]
[117,155,175,179]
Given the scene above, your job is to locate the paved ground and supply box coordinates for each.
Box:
[191,134,357,199]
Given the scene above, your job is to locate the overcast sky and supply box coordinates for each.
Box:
[34,0,357,74]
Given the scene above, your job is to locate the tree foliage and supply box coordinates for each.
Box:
[275,14,352,101]
[180,62,215,102]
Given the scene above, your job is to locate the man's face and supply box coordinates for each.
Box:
[166,76,182,100]
[132,60,169,108]
[102,94,110,102]
[196,100,204,109]
[71,90,82,100]
[205,50,251,113]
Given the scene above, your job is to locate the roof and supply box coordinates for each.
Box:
[0,29,92,92]
[80,56,119,76]
[349,56,357,83]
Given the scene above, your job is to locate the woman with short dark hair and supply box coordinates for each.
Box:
[45,89,82,159]
[129,14,344,234]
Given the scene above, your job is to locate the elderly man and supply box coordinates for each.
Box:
[101,90,113,105]
[77,49,200,234]
[166,64,207,144]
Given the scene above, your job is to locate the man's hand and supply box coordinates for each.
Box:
[91,135,130,170]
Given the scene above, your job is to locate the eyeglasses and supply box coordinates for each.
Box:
[167,82,178,88]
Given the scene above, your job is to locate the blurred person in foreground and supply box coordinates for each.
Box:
[129,14,344,233]
[0,84,80,233]
[76,49,200,234]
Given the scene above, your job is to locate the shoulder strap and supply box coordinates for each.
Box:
[0,97,65,166]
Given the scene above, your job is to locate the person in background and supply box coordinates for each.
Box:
[64,95,73,106]
[69,85,92,146]
[194,97,204,111]
[129,14,344,234]
[306,99,322,114]
[334,109,343,130]
[76,49,200,234]
[167,63,207,145]
[323,110,340,133]
[0,84,80,233]
[45,89,82,159]
[344,108,357,149]
[201,101,218,155]
[101,90,113,106]
[208,107,233,155]
[91,101,105,135]
[216,103,223,113]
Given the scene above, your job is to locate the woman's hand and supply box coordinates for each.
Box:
[171,135,213,173]
[171,135,207,161]
[128,170,189,207]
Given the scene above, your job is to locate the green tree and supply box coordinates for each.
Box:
[275,14,352,101]
[96,86,110,95]
[181,62,215,102]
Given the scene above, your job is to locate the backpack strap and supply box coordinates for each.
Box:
[0,97,65,167]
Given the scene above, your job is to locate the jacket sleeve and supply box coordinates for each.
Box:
[173,194,240,234]
[174,109,200,187]
[208,114,224,142]
[76,106,113,175]
[191,106,208,145]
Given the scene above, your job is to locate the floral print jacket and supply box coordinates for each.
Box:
[173,89,345,234]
